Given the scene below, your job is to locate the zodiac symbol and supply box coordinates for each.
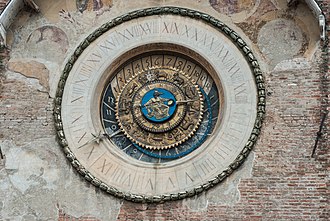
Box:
[146,70,157,81]
[155,70,168,80]
[184,85,197,99]
[126,82,139,98]
[172,72,184,86]
[138,74,148,84]
[118,99,131,115]
[181,119,194,131]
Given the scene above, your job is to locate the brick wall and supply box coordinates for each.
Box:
[117,60,329,220]
[0,1,328,220]
[318,1,330,220]
[117,1,330,220]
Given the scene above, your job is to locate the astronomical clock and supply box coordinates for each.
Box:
[54,7,265,203]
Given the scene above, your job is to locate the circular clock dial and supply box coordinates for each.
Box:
[101,53,219,161]
[55,8,264,202]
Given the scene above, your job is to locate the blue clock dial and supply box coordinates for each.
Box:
[101,52,220,163]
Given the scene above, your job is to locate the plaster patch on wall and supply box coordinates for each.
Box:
[35,59,60,98]
[273,58,311,71]
[0,138,123,220]
[1,139,59,193]
[3,57,61,98]
[0,179,31,220]
[56,182,123,220]
[5,71,44,92]
[182,192,209,211]
[183,152,255,210]
[0,139,59,220]
[7,59,50,92]
[8,17,71,64]
[207,152,255,205]
[257,18,304,68]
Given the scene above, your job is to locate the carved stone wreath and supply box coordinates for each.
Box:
[54,6,266,203]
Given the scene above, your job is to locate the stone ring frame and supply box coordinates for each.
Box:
[54,7,266,203]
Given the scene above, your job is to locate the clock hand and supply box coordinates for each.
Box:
[77,130,122,149]
[176,99,199,104]
[104,129,122,139]
[133,99,198,107]
[77,135,101,149]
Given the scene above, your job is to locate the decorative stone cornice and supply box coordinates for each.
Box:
[288,0,326,40]
[0,0,24,45]
[0,0,39,46]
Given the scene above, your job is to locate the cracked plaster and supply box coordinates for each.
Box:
[0,139,122,220]
[7,59,50,91]
[182,152,255,211]
[5,58,61,97]
[273,57,312,71]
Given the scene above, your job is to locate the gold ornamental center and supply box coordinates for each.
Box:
[116,67,204,150]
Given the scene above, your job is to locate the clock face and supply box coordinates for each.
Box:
[100,52,219,162]
[54,7,265,203]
